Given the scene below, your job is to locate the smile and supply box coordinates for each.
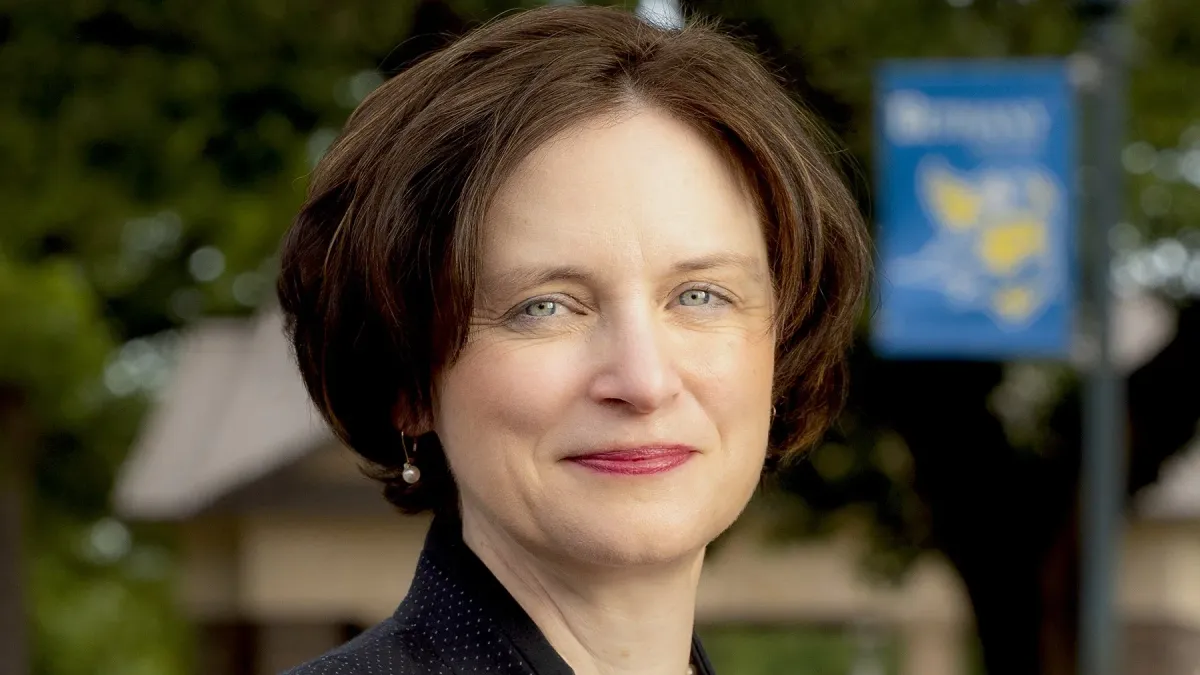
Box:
[565,445,698,476]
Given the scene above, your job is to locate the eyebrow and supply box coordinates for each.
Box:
[484,252,769,296]
[670,252,768,283]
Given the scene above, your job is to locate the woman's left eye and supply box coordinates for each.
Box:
[678,289,713,306]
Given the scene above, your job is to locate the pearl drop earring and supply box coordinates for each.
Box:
[401,432,421,485]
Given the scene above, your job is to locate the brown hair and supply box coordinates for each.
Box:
[277,5,871,514]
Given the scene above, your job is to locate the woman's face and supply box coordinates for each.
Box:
[434,108,775,567]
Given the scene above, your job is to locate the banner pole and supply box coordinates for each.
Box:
[1076,2,1129,674]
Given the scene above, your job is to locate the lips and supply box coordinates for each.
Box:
[566,445,697,476]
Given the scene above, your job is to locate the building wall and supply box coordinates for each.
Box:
[181,512,973,675]
[1120,522,1200,628]
[1125,619,1200,675]
[181,512,969,627]
[697,520,968,625]
[179,511,1200,675]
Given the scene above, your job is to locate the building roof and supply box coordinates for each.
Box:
[1135,435,1200,520]
[113,310,333,520]
[114,293,1197,521]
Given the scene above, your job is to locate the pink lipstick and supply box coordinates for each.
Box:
[566,445,697,475]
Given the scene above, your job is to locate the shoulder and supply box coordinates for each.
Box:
[280,616,441,675]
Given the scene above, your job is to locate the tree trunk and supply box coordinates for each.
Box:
[0,480,27,675]
[948,500,1078,675]
[0,387,31,675]
[1036,498,1080,675]
[873,360,1073,675]
[954,552,1044,675]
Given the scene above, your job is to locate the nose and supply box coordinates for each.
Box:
[587,305,683,414]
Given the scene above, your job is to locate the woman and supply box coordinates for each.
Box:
[277,5,869,675]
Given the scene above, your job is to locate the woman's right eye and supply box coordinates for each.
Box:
[523,300,558,317]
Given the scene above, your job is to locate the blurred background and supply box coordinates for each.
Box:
[1,0,1198,674]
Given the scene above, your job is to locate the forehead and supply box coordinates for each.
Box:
[481,108,765,273]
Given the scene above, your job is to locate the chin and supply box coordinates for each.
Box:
[539,496,744,568]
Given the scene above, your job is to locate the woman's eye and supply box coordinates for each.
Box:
[523,300,558,317]
[678,289,712,307]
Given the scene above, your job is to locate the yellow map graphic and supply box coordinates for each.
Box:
[899,158,1063,326]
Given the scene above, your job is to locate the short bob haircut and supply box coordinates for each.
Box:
[278,5,871,515]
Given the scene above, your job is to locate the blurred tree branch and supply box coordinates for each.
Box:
[0,387,32,675]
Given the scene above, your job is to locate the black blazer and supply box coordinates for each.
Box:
[283,515,717,674]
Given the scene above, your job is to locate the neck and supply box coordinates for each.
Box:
[461,512,703,675]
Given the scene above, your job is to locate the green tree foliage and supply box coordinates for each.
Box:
[1126,0,1200,241]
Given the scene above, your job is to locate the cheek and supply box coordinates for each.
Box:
[435,340,581,459]
[688,327,775,410]
[685,328,775,478]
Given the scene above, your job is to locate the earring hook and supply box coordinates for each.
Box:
[400,432,421,485]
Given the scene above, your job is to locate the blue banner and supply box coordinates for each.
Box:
[872,60,1076,359]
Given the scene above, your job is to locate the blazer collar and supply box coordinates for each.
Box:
[398,514,715,675]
